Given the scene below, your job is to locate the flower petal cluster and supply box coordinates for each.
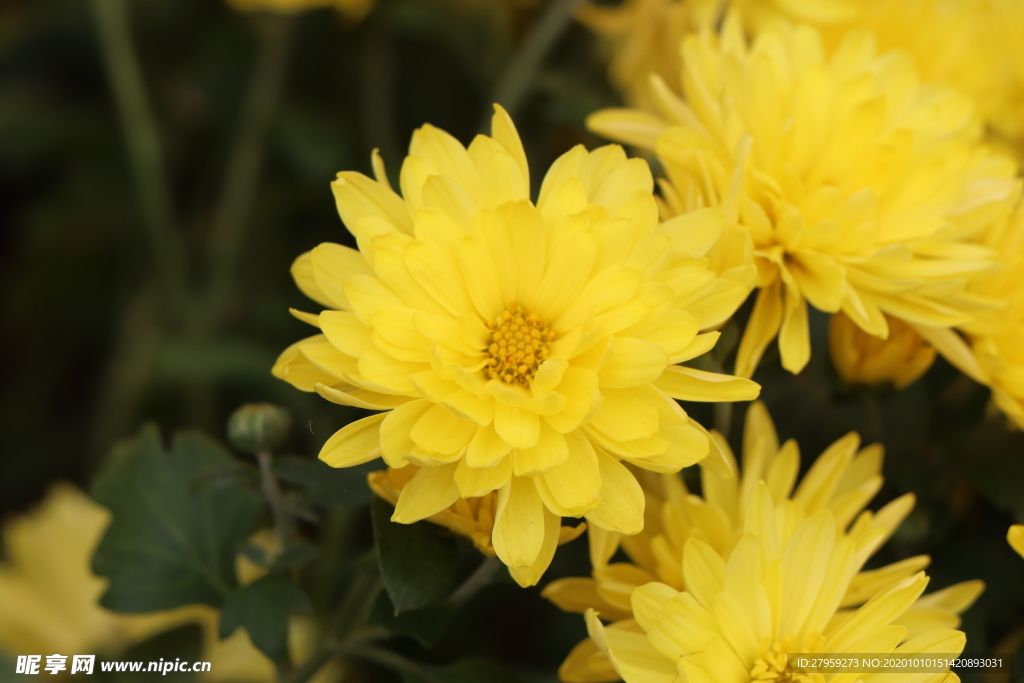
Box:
[273,105,760,585]
[589,15,1018,379]
[828,312,935,390]
[544,402,983,682]
[369,466,586,586]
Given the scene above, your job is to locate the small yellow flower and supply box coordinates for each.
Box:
[274,104,760,586]
[226,0,373,19]
[829,311,936,389]
[1010,525,1024,559]
[545,402,983,683]
[369,466,586,586]
[585,515,969,683]
[589,15,1018,379]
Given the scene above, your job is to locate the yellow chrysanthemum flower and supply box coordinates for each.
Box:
[584,509,969,683]
[273,105,760,586]
[588,16,1018,379]
[545,402,983,682]
[828,312,936,389]
[582,0,1024,156]
[0,485,321,683]
[1010,525,1024,559]
[227,0,373,19]
[369,466,586,585]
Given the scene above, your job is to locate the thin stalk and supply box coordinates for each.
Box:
[346,646,448,683]
[287,560,382,683]
[485,0,584,124]
[90,0,188,313]
[449,556,500,605]
[206,13,295,317]
[257,450,291,551]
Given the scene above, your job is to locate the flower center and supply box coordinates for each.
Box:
[484,303,553,388]
[749,639,820,683]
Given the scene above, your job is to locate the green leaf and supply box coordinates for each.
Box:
[370,497,458,615]
[273,455,380,508]
[91,425,265,612]
[368,590,455,648]
[219,574,312,662]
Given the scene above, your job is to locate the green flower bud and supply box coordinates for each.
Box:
[228,403,291,453]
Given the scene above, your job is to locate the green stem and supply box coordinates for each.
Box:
[486,0,585,123]
[256,450,291,551]
[713,402,734,440]
[449,556,500,605]
[206,13,295,318]
[286,559,382,683]
[346,645,447,683]
[90,0,188,314]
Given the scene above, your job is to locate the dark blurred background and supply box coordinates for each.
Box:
[1,0,1024,680]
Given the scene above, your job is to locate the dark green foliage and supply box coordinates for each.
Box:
[91,424,265,611]
[371,497,459,615]
[219,574,312,662]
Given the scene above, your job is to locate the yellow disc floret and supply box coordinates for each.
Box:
[485,303,554,387]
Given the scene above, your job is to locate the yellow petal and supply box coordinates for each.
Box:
[409,404,477,455]
[379,399,432,467]
[453,456,512,498]
[490,104,529,190]
[587,108,666,150]
[492,477,546,568]
[631,582,678,632]
[310,243,373,311]
[735,279,783,378]
[332,171,412,234]
[1010,525,1024,559]
[466,424,512,468]
[599,337,669,388]
[654,365,761,402]
[319,413,387,468]
[584,450,645,534]
[509,507,561,587]
[494,403,541,450]
[391,461,461,523]
[315,383,412,410]
[290,252,334,309]
[513,421,569,476]
[535,431,601,515]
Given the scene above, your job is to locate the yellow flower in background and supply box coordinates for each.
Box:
[576,0,720,111]
[0,485,329,683]
[227,0,373,20]
[273,104,760,586]
[829,311,936,390]
[369,466,585,586]
[1010,525,1024,559]
[590,16,1018,379]
[580,0,1024,157]
[957,201,1024,428]
[545,402,983,682]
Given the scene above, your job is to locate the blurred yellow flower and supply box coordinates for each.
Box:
[1010,525,1024,559]
[274,104,760,586]
[369,466,585,586]
[961,202,1024,427]
[545,402,983,682]
[829,311,936,389]
[0,484,327,683]
[226,0,373,19]
[590,16,1018,379]
[576,0,720,111]
[582,0,1024,156]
